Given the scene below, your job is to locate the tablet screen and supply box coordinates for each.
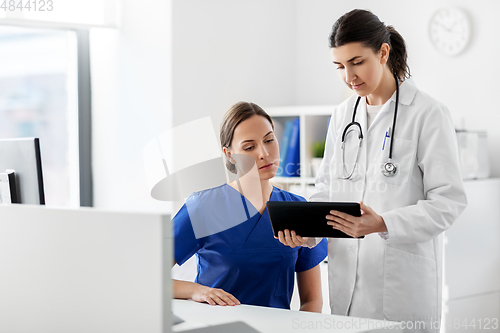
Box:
[266,201,362,238]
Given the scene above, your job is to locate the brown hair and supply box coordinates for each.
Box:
[220,101,274,173]
[329,9,411,81]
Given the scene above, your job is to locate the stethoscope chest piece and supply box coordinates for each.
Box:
[382,160,397,177]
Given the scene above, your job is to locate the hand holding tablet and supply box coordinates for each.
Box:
[267,201,363,239]
[275,229,308,248]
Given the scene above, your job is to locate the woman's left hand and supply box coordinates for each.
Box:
[326,201,387,238]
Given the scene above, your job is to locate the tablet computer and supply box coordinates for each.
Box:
[266,201,362,238]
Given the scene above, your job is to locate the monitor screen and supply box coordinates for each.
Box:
[0,138,45,204]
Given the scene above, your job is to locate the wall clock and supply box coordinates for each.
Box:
[429,7,471,56]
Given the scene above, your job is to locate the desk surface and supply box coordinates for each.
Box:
[173,300,399,333]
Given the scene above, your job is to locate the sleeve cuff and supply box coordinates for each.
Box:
[380,211,397,243]
[378,232,389,241]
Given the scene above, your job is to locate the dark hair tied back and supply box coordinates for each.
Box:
[329,9,410,81]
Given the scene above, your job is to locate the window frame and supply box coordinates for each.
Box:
[76,29,92,207]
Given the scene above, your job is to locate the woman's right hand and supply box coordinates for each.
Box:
[275,229,308,248]
[191,284,241,306]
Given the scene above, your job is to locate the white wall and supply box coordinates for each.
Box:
[172,0,500,177]
[172,0,297,132]
[90,0,173,212]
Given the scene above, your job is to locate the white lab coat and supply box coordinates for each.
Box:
[308,79,467,332]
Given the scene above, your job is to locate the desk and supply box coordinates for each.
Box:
[172,300,400,333]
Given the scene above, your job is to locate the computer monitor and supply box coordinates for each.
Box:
[0,137,45,204]
[0,205,172,333]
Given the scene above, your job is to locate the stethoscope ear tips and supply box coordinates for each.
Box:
[382,161,397,177]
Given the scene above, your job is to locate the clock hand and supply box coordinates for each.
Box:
[434,21,452,32]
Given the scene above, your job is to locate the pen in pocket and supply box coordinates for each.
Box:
[382,127,391,151]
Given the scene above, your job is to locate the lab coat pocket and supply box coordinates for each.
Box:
[378,138,416,187]
[273,251,298,297]
[383,247,437,322]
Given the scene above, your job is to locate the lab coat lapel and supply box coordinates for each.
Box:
[391,79,418,106]
[368,79,418,130]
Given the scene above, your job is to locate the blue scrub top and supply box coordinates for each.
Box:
[173,184,328,309]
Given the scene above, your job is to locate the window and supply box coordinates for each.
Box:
[0,25,81,206]
[0,0,118,206]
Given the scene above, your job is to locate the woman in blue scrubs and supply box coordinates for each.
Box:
[173,101,328,312]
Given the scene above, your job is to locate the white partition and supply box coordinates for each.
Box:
[0,204,172,333]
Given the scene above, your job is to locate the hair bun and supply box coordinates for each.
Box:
[329,10,411,81]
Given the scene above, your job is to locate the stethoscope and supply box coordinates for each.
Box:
[340,73,400,179]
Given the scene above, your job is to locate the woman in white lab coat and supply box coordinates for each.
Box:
[278,9,467,332]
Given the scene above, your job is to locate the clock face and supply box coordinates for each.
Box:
[429,7,471,56]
